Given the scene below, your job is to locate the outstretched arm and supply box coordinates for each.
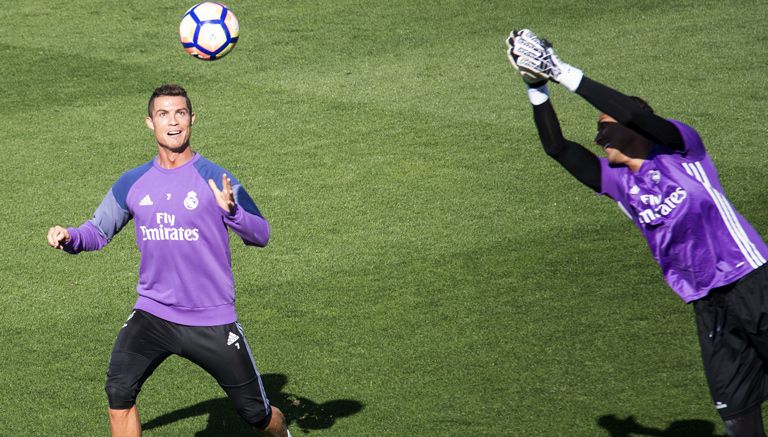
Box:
[529,85,601,191]
[575,77,683,150]
[47,226,71,250]
[507,31,601,191]
[47,186,131,254]
[47,221,110,254]
[507,29,683,150]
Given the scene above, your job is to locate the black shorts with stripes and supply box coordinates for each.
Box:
[104,310,272,428]
[694,264,768,420]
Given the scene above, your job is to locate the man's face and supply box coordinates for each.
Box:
[145,96,195,153]
[595,114,635,164]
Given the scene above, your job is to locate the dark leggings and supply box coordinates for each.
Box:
[724,406,766,437]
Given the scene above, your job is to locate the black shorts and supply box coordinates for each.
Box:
[104,310,272,427]
[694,264,768,420]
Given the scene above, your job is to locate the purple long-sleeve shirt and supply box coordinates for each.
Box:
[64,153,270,326]
[599,120,768,302]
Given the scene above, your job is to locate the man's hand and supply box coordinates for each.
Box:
[506,29,549,86]
[47,226,71,250]
[208,173,236,214]
[506,29,583,91]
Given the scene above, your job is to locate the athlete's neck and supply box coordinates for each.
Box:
[626,158,646,173]
[156,145,195,169]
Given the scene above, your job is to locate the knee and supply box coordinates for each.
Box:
[267,406,286,429]
[224,378,276,429]
[251,406,287,432]
[105,383,137,410]
[107,405,134,419]
[234,399,273,429]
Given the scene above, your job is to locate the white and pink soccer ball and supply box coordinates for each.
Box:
[179,2,239,61]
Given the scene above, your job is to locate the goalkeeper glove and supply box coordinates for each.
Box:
[507,29,584,92]
[506,30,548,87]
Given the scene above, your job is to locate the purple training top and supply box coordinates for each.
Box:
[599,120,767,302]
[64,153,270,326]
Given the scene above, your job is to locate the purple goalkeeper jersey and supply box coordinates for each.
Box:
[64,153,270,326]
[599,120,767,302]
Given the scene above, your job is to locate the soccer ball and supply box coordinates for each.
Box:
[179,2,239,61]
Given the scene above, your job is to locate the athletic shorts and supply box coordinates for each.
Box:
[694,264,768,420]
[104,310,272,427]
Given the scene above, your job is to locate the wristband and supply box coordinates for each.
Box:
[527,84,550,105]
[558,66,584,92]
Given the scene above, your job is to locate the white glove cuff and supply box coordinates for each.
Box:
[558,64,584,92]
[527,84,550,105]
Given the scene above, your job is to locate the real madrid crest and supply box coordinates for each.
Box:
[649,170,661,184]
[184,191,199,210]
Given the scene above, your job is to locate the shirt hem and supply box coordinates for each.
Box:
[134,296,237,326]
[679,264,764,303]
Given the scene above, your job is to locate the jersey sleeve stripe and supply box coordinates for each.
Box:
[90,188,132,241]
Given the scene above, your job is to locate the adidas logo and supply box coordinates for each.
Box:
[227,332,239,345]
[227,332,240,349]
[139,195,153,206]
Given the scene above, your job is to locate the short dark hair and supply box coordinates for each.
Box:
[147,84,192,116]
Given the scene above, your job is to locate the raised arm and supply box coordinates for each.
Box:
[575,77,683,150]
[507,29,683,150]
[507,31,601,191]
[529,87,601,191]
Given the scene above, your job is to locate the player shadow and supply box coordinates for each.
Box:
[142,373,364,435]
[598,414,725,437]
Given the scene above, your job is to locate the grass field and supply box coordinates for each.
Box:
[2,1,768,435]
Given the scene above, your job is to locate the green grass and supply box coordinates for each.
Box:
[2,0,767,435]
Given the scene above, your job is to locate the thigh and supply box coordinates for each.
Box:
[179,321,262,387]
[695,297,768,420]
[106,311,178,395]
[178,322,272,424]
[732,265,768,358]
